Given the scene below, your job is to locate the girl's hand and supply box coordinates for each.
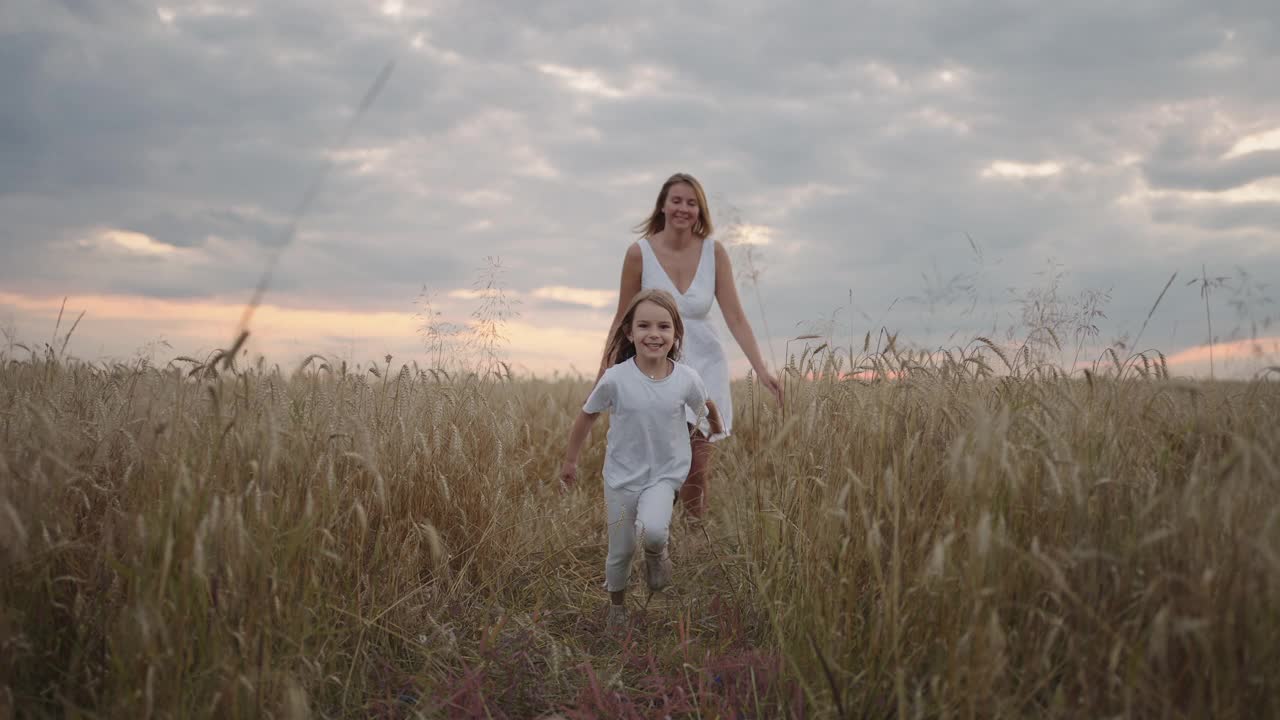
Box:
[705,400,724,436]
[559,460,578,491]
[708,414,724,436]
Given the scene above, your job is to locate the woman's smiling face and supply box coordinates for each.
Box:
[662,182,701,232]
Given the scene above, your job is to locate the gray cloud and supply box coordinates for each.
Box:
[3,0,1279,371]
[1145,149,1280,192]
[1151,199,1280,232]
[129,209,285,248]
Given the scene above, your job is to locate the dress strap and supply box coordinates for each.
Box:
[693,237,715,294]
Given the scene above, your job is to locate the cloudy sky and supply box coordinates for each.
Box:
[3,0,1278,377]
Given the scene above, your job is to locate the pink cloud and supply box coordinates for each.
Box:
[1163,336,1280,377]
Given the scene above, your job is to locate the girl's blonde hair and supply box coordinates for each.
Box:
[604,289,685,366]
[633,173,714,239]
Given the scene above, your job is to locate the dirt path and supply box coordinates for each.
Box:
[522,517,800,718]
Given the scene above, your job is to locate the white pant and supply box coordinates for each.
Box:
[603,481,676,592]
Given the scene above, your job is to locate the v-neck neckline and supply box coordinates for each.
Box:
[645,237,704,296]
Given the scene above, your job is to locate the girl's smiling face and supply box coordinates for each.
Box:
[626,300,676,361]
[661,182,701,233]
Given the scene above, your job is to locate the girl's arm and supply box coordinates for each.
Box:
[712,241,783,404]
[560,410,601,487]
[596,243,643,380]
[705,400,724,437]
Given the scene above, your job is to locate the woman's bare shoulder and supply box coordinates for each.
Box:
[620,241,643,273]
[712,238,731,260]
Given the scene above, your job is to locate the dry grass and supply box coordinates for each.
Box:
[1,344,1278,718]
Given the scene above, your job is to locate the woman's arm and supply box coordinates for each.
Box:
[596,243,643,380]
[713,241,783,404]
[560,410,601,487]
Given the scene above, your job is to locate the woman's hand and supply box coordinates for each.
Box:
[758,369,783,406]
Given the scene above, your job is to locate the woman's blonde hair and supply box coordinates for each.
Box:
[604,289,685,366]
[633,173,714,239]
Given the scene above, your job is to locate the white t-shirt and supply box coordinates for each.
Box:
[583,358,711,491]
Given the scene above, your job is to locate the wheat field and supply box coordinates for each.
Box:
[2,342,1279,718]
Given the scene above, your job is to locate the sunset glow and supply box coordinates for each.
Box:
[0,290,604,376]
[1163,336,1280,376]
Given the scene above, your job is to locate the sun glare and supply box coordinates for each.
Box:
[530,286,615,309]
[90,229,180,257]
[536,64,624,99]
[1225,127,1280,158]
[981,161,1063,179]
[731,224,774,246]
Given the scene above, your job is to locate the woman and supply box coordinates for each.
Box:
[597,172,783,518]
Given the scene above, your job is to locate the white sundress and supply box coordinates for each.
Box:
[638,236,732,441]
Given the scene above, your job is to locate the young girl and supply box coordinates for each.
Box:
[562,289,723,630]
